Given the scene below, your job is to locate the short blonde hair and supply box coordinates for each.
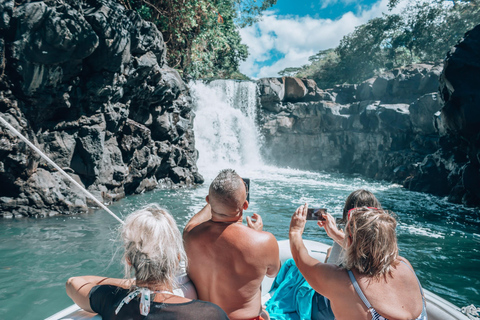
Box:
[342,207,398,278]
[121,204,186,287]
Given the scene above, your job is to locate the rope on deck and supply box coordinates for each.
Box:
[462,304,480,320]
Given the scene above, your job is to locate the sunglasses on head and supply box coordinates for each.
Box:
[347,207,378,220]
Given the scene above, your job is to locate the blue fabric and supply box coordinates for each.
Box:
[265,259,316,320]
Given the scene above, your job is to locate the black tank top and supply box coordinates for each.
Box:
[89,285,229,320]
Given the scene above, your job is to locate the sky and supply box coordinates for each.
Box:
[239,0,406,79]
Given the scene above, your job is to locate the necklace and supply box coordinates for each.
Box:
[152,289,176,304]
[153,290,174,295]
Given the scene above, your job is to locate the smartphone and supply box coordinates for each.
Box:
[306,208,327,221]
[242,178,250,203]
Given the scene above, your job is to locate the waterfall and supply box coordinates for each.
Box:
[189,80,263,178]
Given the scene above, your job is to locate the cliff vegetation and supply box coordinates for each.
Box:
[279,0,480,89]
[122,0,277,80]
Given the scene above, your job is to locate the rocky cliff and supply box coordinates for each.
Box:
[0,0,203,218]
[257,63,444,185]
[406,25,480,206]
[257,23,480,208]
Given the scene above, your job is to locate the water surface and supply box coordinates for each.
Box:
[1,167,479,319]
[1,80,479,319]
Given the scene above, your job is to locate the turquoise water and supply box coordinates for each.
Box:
[2,80,480,319]
[1,166,479,320]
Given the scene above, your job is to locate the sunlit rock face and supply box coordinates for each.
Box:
[0,0,203,218]
[408,24,480,206]
[257,22,480,207]
[257,65,443,186]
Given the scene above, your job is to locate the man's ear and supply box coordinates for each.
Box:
[206,195,210,203]
[243,200,249,210]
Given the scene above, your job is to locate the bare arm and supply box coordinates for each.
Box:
[183,203,211,237]
[265,232,281,277]
[324,246,332,263]
[66,276,133,313]
[317,211,345,247]
[289,204,339,296]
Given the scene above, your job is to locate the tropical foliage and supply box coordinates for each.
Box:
[281,0,480,88]
[122,0,276,79]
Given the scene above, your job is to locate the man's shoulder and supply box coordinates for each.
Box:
[228,224,277,246]
[185,221,276,246]
[184,220,215,238]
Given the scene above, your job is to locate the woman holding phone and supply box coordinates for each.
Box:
[289,206,427,320]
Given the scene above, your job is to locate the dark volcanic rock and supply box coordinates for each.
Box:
[356,64,443,104]
[408,24,480,206]
[257,25,480,208]
[0,0,202,218]
[257,64,443,185]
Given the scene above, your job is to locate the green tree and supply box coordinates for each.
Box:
[296,49,340,89]
[123,0,276,79]
[335,14,403,84]
[278,67,302,77]
[388,0,478,10]
[287,0,480,87]
[391,1,480,62]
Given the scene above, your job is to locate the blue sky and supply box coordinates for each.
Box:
[239,0,406,79]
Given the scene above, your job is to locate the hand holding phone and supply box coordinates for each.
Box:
[306,208,327,221]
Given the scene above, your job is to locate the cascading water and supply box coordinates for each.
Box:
[189,80,263,178]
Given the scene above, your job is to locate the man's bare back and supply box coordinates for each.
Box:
[183,170,280,320]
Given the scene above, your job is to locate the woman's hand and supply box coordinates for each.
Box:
[317,212,345,245]
[289,203,308,236]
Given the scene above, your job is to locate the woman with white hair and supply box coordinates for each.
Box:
[66,204,229,319]
[289,205,428,320]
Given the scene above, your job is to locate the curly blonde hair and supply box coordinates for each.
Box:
[341,207,399,278]
[121,204,186,287]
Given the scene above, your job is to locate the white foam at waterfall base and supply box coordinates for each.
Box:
[188,80,410,197]
[190,80,263,179]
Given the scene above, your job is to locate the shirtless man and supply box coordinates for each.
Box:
[183,169,280,320]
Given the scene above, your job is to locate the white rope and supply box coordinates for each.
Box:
[0,115,124,225]
[462,304,480,320]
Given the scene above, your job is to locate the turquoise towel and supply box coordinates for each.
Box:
[265,258,315,320]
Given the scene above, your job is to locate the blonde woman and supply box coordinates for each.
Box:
[66,204,229,319]
[289,206,427,320]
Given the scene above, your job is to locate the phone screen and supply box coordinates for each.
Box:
[306,208,327,221]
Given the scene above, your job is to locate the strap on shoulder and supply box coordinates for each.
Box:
[399,260,425,298]
[347,270,373,309]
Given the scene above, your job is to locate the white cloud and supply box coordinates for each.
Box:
[239,0,407,79]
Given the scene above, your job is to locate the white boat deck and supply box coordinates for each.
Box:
[46,239,469,320]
